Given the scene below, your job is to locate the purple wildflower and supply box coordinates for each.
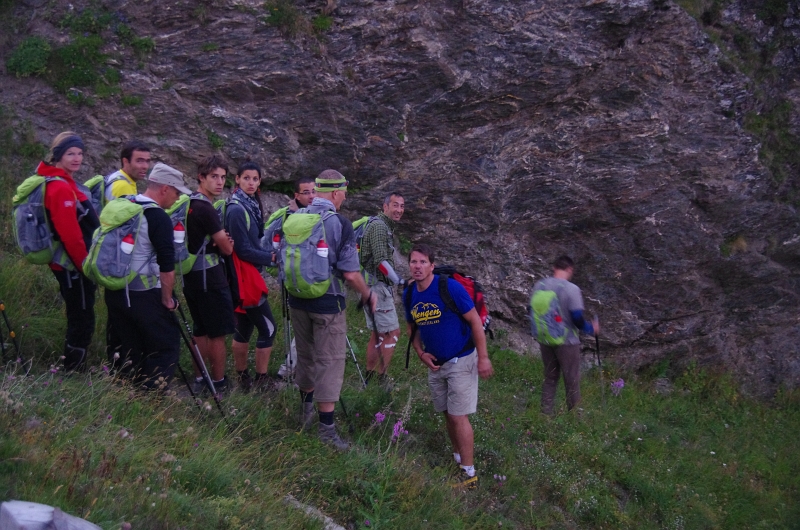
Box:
[102,366,109,373]
[611,378,625,397]
[374,412,386,424]
[87,381,92,387]
[392,420,405,440]
[364,520,371,527]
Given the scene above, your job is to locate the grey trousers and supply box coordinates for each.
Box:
[540,343,582,414]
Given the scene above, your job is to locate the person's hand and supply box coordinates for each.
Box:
[360,293,377,313]
[592,317,600,336]
[164,296,178,312]
[478,357,494,379]
[419,352,439,371]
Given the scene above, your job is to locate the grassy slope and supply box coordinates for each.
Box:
[0,111,798,529]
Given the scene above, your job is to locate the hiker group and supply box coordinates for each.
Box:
[11,131,598,489]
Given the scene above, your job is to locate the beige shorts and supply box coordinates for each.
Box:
[428,349,478,416]
[290,308,347,403]
[364,282,400,333]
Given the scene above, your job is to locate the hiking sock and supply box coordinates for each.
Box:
[195,377,203,383]
[300,390,314,404]
[461,465,476,478]
[318,411,334,426]
[213,377,228,391]
[453,452,462,464]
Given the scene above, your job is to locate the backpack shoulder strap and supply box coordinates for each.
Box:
[437,274,461,317]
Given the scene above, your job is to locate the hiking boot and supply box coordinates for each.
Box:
[212,377,229,396]
[253,373,274,393]
[301,402,316,430]
[63,344,87,373]
[318,422,349,451]
[238,369,253,393]
[450,470,478,490]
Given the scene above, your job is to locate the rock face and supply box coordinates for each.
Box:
[0,0,798,395]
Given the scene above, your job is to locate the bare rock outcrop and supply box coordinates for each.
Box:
[0,0,798,395]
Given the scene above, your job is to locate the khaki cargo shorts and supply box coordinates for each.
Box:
[364,282,400,333]
[428,349,479,416]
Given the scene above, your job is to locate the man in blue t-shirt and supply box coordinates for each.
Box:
[404,244,493,489]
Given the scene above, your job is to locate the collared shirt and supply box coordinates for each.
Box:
[360,212,395,284]
[105,169,137,201]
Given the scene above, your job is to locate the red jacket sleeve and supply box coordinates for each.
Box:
[45,180,89,271]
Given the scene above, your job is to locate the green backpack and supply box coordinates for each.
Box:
[84,172,132,215]
[84,174,107,215]
[83,198,157,290]
[12,176,61,265]
[280,209,335,299]
[529,288,569,346]
[166,193,228,280]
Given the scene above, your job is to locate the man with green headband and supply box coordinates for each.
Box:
[288,169,375,450]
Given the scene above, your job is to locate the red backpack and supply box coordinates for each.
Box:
[403,265,493,336]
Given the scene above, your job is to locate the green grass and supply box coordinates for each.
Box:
[206,129,225,149]
[6,36,51,78]
[120,94,142,107]
[0,279,798,528]
[201,42,219,52]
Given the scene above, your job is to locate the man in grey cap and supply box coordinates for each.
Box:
[105,162,189,389]
[287,169,376,450]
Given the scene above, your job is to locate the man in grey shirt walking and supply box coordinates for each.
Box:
[530,256,599,415]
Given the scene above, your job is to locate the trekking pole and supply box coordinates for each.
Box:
[174,361,203,410]
[282,283,293,384]
[593,317,605,407]
[405,326,417,370]
[173,304,227,423]
[345,336,367,388]
[0,300,22,364]
[338,395,355,434]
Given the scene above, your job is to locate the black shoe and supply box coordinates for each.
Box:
[212,376,229,396]
[191,377,206,396]
[63,344,87,373]
[238,369,253,393]
[253,372,272,393]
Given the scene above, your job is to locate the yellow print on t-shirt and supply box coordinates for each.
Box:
[411,302,441,326]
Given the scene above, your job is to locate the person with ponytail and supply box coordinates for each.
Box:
[40,131,100,371]
[225,162,278,392]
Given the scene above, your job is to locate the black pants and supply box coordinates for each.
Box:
[233,302,276,348]
[105,288,180,389]
[52,268,96,353]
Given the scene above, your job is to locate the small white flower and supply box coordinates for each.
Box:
[637,437,642,441]
[710,451,716,455]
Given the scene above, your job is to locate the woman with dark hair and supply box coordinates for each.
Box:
[39,131,100,371]
[225,161,278,391]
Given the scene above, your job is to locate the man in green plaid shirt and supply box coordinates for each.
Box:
[360,192,406,386]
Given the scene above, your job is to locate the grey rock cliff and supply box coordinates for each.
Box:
[1,0,798,395]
